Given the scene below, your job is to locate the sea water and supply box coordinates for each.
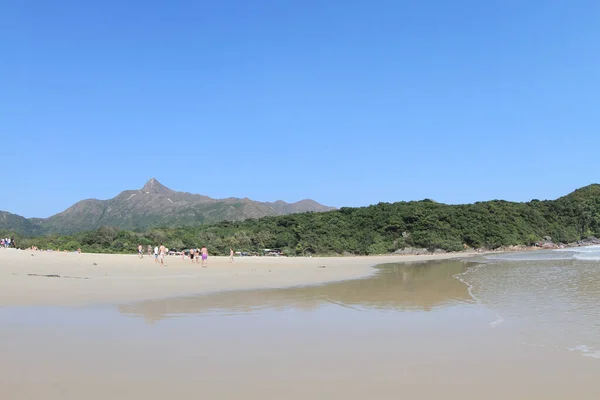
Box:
[465,247,600,358]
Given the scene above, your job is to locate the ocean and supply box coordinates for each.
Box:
[467,246,600,359]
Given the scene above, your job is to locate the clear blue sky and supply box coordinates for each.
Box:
[2,0,599,218]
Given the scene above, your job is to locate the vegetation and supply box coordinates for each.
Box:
[3,185,600,256]
[0,179,334,236]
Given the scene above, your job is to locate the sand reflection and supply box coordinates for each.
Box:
[119,260,473,322]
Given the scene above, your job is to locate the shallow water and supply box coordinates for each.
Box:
[119,260,474,321]
[475,248,600,359]
[1,258,599,399]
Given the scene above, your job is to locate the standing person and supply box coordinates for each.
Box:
[138,244,143,258]
[154,245,159,263]
[195,248,200,264]
[10,237,15,249]
[201,246,208,267]
[159,244,166,267]
[147,244,152,257]
[189,248,195,263]
[229,248,234,263]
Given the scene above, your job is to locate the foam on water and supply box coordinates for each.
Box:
[555,244,600,253]
[484,251,571,262]
[453,266,507,327]
[453,268,481,305]
[573,254,600,261]
[568,345,600,359]
[489,314,505,328]
[556,245,600,261]
[457,255,600,360]
[484,245,600,262]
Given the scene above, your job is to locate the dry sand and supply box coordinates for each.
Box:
[0,249,478,306]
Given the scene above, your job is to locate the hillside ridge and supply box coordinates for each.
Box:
[0,179,335,235]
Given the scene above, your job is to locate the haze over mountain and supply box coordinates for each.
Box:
[0,179,335,236]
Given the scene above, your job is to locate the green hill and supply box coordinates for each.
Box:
[0,178,335,235]
[4,184,600,255]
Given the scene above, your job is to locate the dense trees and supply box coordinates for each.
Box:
[4,184,600,256]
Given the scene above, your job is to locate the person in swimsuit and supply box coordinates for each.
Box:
[229,248,234,263]
[138,244,143,258]
[189,248,194,262]
[159,244,166,266]
[201,246,208,267]
[154,246,159,263]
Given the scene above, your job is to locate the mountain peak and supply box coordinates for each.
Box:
[0,179,334,235]
[141,178,170,193]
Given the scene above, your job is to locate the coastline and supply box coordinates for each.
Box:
[0,250,481,307]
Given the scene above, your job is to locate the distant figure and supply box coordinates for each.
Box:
[189,248,195,263]
[77,248,81,254]
[229,248,234,263]
[201,246,208,267]
[138,244,143,258]
[159,244,166,266]
[154,246,159,263]
[195,248,201,264]
[147,245,152,257]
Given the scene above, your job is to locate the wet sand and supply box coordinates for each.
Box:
[1,260,599,400]
[0,249,478,306]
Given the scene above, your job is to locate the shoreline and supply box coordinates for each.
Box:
[0,250,482,307]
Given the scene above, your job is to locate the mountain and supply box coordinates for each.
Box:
[0,179,335,236]
[11,184,600,255]
[0,212,45,236]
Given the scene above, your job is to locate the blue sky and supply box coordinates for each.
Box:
[2,0,599,218]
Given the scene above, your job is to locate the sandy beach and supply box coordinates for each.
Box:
[2,254,599,400]
[0,249,478,307]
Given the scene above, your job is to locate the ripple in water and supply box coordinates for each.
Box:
[462,247,600,359]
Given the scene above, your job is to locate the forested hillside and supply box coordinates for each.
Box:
[3,185,600,255]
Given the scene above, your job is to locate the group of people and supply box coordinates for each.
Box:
[137,244,166,266]
[1,237,15,248]
[137,244,200,267]
[186,246,209,267]
[135,244,225,267]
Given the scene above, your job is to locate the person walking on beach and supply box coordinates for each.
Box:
[138,244,143,258]
[147,244,152,257]
[159,244,166,266]
[154,246,159,263]
[189,248,195,263]
[201,246,208,267]
[229,248,234,263]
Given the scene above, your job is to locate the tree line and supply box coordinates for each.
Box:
[3,185,600,256]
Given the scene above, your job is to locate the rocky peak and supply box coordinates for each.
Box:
[141,178,171,194]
